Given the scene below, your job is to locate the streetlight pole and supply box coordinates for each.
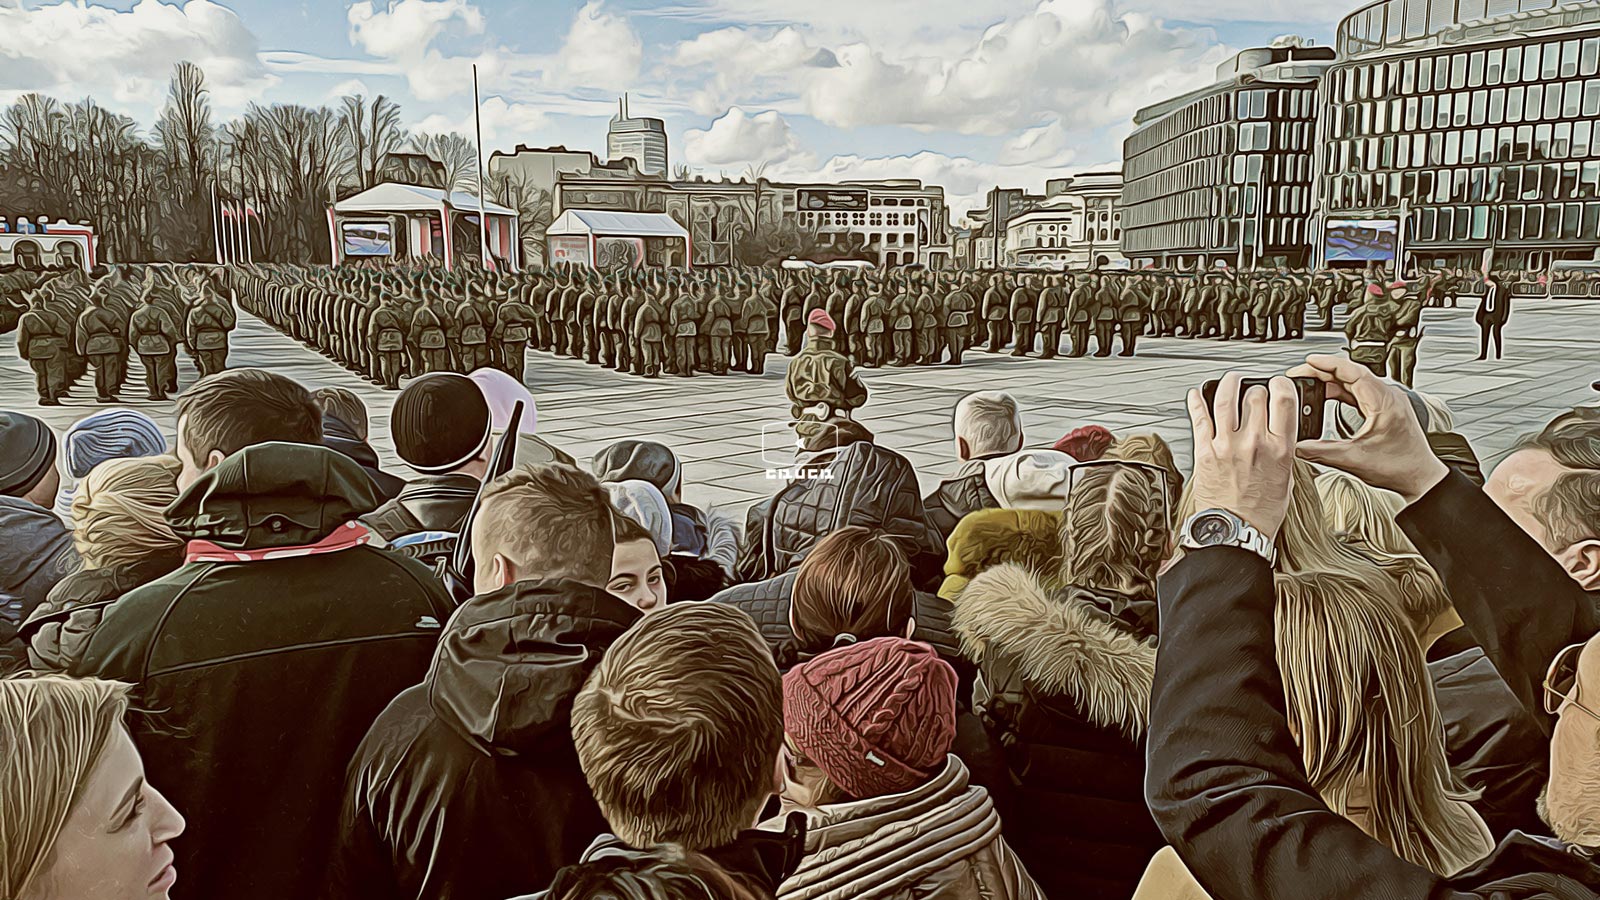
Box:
[473,64,489,270]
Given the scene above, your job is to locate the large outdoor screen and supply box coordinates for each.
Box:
[1324,219,1397,262]
[797,188,870,212]
[341,222,392,257]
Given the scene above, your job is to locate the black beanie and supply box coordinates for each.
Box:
[391,374,492,474]
[0,411,56,498]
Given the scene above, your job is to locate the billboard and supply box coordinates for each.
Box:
[341,221,392,257]
[548,235,591,267]
[797,188,870,212]
[1324,219,1398,262]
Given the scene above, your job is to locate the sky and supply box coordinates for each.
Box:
[0,0,1355,219]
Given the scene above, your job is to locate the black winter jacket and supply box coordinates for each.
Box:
[1432,646,1552,840]
[71,443,455,900]
[923,461,1000,543]
[330,579,641,900]
[953,563,1164,900]
[1147,474,1600,900]
[362,472,481,541]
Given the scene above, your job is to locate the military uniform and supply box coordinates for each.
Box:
[78,299,125,401]
[1092,280,1117,357]
[634,292,667,378]
[454,296,491,373]
[707,291,734,375]
[861,291,889,367]
[786,332,869,442]
[412,300,449,374]
[368,298,408,390]
[1387,291,1423,387]
[943,286,975,365]
[889,290,915,366]
[495,291,537,380]
[912,289,939,364]
[128,295,179,400]
[17,298,69,405]
[1009,280,1035,357]
[1036,280,1067,358]
[737,291,774,375]
[1116,282,1145,357]
[669,290,698,376]
[1345,291,1399,376]
[982,281,1008,352]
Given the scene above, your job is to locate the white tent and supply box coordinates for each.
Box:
[328,182,520,270]
[546,209,690,269]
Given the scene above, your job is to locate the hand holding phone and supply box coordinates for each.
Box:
[1202,375,1326,442]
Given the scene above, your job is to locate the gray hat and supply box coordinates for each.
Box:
[0,412,56,498]
[603,479,673,557]
[591,440,681,498]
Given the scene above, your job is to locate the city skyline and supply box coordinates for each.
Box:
[0,0,1351,218]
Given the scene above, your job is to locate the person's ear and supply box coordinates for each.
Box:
[206,449,227,471]
[904,616,917,639]
[492,553,516,591]
[1561,540,1600,592]
[957,437,970,461]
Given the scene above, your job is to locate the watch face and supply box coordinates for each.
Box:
[1192,513,1236,546]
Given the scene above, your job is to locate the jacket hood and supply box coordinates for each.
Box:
[952,563,1154,737]
[772,756,1000,900]
[165,442,383,548]
[427,578,641,754]
[940,508,1062,602]
[0,496,77,617]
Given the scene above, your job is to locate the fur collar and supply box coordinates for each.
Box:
[951,563,1154,737]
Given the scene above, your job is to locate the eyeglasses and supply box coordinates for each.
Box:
[1544,641,1600,721]
[1066,459,1171,527]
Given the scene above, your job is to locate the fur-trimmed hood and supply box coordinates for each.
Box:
[951,563,1155,737]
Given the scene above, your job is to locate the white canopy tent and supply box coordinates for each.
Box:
[545,209,690,269]
[329,183,520,270]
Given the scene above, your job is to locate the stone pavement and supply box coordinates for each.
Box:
[3,297,1597,515]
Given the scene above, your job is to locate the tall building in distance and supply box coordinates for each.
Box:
[1121,43,1335,268]
[1316,0,1600,271]
[607,95,669,177]
[1003,172,1127,269]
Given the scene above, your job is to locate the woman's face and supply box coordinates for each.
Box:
[607,538,666,613]
[26,727,186,900]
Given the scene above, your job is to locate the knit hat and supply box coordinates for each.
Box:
[783,637,957,798]
[468,367,539,435]
[0,412,56,498]
[983,449,1076,511]
[62,409,166,478]
[591,440,682,498]
[391,373,492,474]
[603,479,673,557]
[807,308,836,332]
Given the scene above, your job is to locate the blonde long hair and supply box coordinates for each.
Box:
[71,456,183,570]
[1059,462,1168,601]
[0,675,133,899]
[1276,572,1490,876]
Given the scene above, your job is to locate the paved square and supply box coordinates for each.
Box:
[5,297,1597,514]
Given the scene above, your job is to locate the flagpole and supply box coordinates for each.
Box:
[473,63,489,270]
[214,139,226,265]
[244,201,253,265]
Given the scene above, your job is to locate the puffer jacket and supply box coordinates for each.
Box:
[767,755,1042,900]
[329,578,641,900]
[939,508,1062,602]
[953,563,1164,900]
[0,496,78,672]
[735,440,943,588]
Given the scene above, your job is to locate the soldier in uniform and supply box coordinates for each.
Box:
[786,309,868,445]
[737,287,775,375]
[634,288,667,378]
[781,277,806,356]
[706,287,734,376]
[912,284,939,365]
[412,295,450,374]
[1009,276,1035,357]
[860,288,889,367]
[1115,277,1145,357]
[368,292,408,390]
[17,291,70,405]
[1091,276,1118,358]
[1033,276,1066,359]
[1345,283,1400,376]
[1386,281,1423,387]
[454,290,492,373]
[1251,279,1279,343]
[495,285,537,380]
[77,291,125,402]
[981,276,1008,352]
[888,287,915,366]
[128,287,179,401]
[943,280,974,365]
[185,287,233,379]
[1066,275,1093,357]
[669,286,698,376]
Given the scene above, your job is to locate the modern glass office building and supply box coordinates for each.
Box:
[1316,0,1600,269]
[1121,45,1335,268]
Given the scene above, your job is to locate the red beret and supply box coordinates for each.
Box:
[807,308,836,332]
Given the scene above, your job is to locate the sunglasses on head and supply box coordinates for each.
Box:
[1545,641,1600,721]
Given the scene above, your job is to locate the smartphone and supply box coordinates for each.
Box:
[1201,376,1327,442]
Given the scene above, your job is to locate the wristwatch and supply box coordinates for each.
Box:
[1179,508,1278,566]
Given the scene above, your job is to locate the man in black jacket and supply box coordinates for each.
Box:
[362,372,491,542]
[923,390,1022,542]
[55,369,455,900]
[1147,365,1600,899]
[332,463,638,900]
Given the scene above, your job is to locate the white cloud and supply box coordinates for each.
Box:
[0,0,276,114]
[544,1,643,92]
[1124,0,1353,24]
[327,79,373,102]
[413,95,553,149]
[683,107,813,169]
[346,0,485,60]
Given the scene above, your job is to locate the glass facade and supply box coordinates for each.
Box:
[1317,30,1600,267]
[1122,83,1320,265]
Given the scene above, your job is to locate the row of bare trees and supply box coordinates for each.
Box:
[0,61,514,265]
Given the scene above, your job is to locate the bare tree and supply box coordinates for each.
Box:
[338,94,406,192]
[154,61,216,261]
[408,132,478,193]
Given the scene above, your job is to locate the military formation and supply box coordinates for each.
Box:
[5,265,234,405]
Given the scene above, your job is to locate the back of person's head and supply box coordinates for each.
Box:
[1106,433,1184,519]
[1053,424,1115,462]
[0,675,146,898]
[572,603,783,850]
[62,409,166,481]
[952,392,1022,460]
[72,455,183,570]
[391,373,492,475]
[789,526,914,656]
[311,387,368,441]
[1501,407,1600,553]
[544,845,772,900]
[592,440,682,500]
[1275,571,1491,876]
[783,637,956,802]
[1060,461,1169,601]
[472,463,615,592]
[175,369,321,480]
[1413,390,1455,434]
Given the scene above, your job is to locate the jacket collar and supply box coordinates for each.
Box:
[952,562,1156,736]
[165,442,381,549]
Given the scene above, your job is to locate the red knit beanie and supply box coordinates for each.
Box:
[783,637,957,799]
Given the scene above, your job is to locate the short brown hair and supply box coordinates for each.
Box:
[175,369,322,463]
[572,603,783,850]
[1514,408,1600,546]
[475,463,614,584]
[790,526,913,654]
[312,387,368,440]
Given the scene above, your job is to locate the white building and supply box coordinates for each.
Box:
[788,180,952,268]
[606,96,669,177]
[1004,172,1128,269]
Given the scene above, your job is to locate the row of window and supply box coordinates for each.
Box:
[1329,78,1600,141]
[1126,87,1317,162]
[1330,37,1600,103]
[1121,215,1309,255]
[1124,182,1313,230]
[798,211,922,227]
[1337,0,1587,56]
[1125,93,1236,158]
[1327,120,1600,176]
[1012,230,1122,250]
[1405,202,1600,244]
[1326,161,1600,210]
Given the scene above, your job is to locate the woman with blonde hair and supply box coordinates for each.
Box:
[1,674,186,899]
